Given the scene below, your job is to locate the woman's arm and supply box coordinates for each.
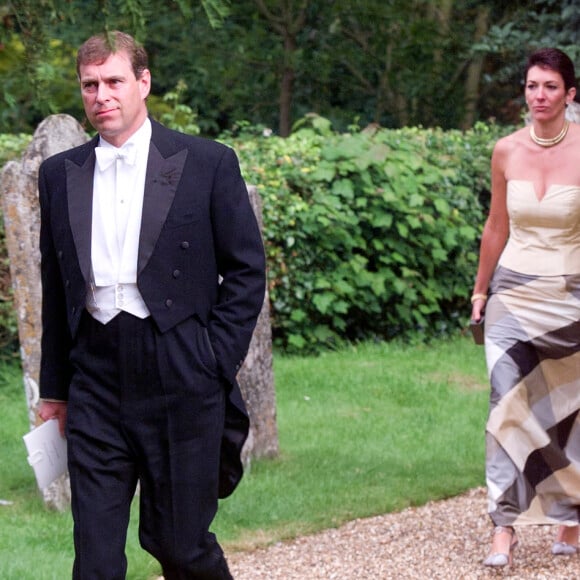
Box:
[471,138,511,321]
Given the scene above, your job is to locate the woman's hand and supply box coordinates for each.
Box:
[471,295,487,322]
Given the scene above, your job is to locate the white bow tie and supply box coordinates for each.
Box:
[95,143,137,171]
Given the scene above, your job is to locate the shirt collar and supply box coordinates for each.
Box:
[98,117,152,153]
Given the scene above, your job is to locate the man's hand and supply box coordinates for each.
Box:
[39,400,68,437]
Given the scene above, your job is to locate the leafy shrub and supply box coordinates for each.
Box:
[226,117,511,352]
[0,133,32,166]
[0,119,511,356]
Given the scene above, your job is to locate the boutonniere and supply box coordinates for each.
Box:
[155,150,188,187]
[157,167,181,187]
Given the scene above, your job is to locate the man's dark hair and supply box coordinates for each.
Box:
[76,31,148,79]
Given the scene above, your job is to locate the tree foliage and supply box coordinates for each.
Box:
[222,117,511,351]
[0,0,232,131]
[2,0,580,134]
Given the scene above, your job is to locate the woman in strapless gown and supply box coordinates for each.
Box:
[471,47,580,567]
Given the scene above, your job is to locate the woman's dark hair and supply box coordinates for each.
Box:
[526,48,577,91]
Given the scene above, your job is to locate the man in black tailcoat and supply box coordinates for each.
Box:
[38,30,265,579]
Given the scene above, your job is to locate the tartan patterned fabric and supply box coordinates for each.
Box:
[485,265,580,526]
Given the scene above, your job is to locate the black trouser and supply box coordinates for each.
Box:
[66,311,232,579]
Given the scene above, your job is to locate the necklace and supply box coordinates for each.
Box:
[530,121,569,147]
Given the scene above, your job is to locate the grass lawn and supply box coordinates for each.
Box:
[0,336,489,579]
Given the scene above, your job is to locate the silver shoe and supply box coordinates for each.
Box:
[483,526,518,568]
[483,552,510,567]
[552,541,578,556]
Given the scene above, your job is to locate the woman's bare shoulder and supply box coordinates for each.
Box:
[565,120,580,142]
[494,127,528,153]
[491,128,528,171]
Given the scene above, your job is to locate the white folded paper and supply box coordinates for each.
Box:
[22,419,68,490]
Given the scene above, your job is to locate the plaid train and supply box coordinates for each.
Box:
[485,265,580,526]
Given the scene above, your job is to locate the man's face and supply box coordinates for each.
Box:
[79,50,150,147]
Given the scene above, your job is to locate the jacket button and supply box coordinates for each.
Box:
[65,280,71,288]
[172,269,181,278]
[180,241,190,249]
[165,299,173,308]
[58,251,64,259]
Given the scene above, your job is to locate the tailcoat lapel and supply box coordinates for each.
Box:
[138,143,188,274]
[66,149,96,284]
[65,134,187,282]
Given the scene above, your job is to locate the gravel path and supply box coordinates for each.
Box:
[226,487,580,579]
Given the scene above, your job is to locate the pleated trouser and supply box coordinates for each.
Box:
[66,310,233,579]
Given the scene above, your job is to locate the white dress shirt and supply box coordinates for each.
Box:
[87,118,152,324]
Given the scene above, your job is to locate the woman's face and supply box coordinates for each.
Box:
[525,65,575,122]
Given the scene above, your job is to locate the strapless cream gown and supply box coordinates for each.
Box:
[485,180,580,526]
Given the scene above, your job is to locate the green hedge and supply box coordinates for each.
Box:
[227,117,510,351]
[0,119,511,355]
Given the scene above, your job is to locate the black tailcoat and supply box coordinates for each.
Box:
[38,119,266,497]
